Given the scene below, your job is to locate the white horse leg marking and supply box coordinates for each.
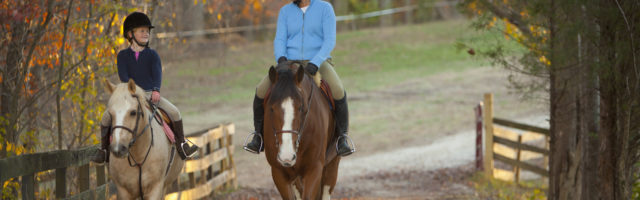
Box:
[322,185,331,200]
[279,98,296,164]
[292,182,301,200]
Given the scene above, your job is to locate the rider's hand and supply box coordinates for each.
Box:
[151,91,161,104]
[305,63,318,75]
[277,56,288,64]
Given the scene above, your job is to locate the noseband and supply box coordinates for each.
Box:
[274,82,315,152]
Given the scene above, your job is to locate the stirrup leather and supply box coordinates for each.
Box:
[243,132,263,154]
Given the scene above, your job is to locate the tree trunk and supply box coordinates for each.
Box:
[548,0,583,199]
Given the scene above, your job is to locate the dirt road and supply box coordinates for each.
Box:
[178,65,547,199]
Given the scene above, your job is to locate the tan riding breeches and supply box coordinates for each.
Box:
[100,92,182,126]
[256,59,346,100]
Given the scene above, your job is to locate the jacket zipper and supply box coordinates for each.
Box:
[301,11,305,60]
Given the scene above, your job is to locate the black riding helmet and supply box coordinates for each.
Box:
[123,12,154,47]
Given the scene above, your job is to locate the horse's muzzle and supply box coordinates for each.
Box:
[277,154,296,167]
[111,144,129,158]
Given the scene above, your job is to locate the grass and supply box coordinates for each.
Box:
[161,19,522,114]
[472,172,548,199]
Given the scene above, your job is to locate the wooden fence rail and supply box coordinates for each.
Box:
[165,123,237,200]
[481,93,549,183]
[0,123,236,199]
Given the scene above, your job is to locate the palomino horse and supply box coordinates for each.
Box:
[264,61,341,200]
[105,79,184,199]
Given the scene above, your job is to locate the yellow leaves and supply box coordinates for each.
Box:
[539,55,551,66]
[4,143,25,156]
[117,38,125,45]
[217,13,222,21]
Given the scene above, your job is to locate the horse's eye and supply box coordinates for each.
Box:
[130,111,137,116]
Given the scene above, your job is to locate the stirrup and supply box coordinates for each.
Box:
[179,141,197,158]
[336,135,356,155]
[243,132,263,154]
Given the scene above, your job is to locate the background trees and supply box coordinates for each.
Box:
[460,0,640,198]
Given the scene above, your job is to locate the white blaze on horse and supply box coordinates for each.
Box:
[105,79,184,199]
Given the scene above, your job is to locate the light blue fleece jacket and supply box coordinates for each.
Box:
[274,0,336,67]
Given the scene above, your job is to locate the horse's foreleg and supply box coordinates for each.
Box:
[272,168,295,200]
[116,185,134,200]
[301,164,323,200]
[145,181,165,200]
[321,157,341,200]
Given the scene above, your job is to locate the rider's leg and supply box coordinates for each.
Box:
[92,111,111,163]
[319,59,355,156]
[154,94,198,159]
[244,75,270,154]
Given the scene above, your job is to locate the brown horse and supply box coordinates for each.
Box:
[263,61,341,200]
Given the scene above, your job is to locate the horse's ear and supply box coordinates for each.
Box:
[295,65,305,85]
[104,79,115,94]
[127,79,137,94]
[268,66,277,83]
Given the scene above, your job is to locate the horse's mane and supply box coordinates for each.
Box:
[109,83,150,111]
[269,61,306,104]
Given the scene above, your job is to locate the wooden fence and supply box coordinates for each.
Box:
[165,123,237,199]
[481,93,550,183]
[0,123,236,199]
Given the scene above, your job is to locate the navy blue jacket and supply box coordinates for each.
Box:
[116,48,162,91]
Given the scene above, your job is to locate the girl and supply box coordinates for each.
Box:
[93,12,198,163]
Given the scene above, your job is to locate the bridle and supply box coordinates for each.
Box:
[273,81,315,153]
[111,94,153,152]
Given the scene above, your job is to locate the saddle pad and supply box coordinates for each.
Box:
[154,108,176,144]
[162,121,176,144]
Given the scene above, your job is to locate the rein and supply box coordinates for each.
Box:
[112,94,156,200]
[274,79,315,152]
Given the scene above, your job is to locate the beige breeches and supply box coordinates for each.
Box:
[256,59,345,100]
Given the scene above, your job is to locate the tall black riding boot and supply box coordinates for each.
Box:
[244,95,265,154]
[92,125,111,163]
[335,93,355,156]
[174,120,198,159]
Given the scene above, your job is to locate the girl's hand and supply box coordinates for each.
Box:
[151,91,161,104]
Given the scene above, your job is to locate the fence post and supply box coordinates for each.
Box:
[220,125,229,189]
[78,164,90,193]
[225,125,238,189]
[405,0,413,24]
[483,93,494,178]
[475,102,483,171]
[21,174,35,200]
[515,135,522,183]
[380,0,392,27]
[56,167,67,198]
